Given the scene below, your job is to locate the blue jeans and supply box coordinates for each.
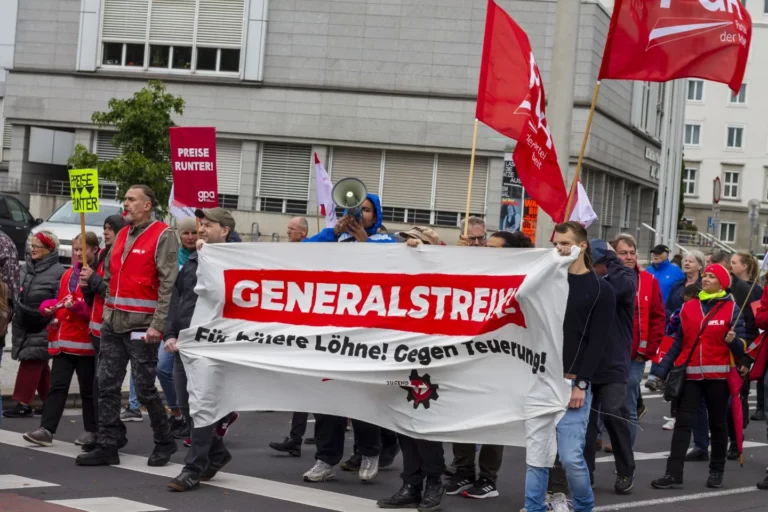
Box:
[525,388,593,512]
[129,341,176,410]
[625,360,646,446]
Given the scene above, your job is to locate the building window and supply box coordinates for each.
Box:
[218,193,239,210]
[683,167,697,196]
[724,169,740,199]
[729,84,747,105]
[719,222,736,244]
[726,126,744,149]
[687,80,704,101]
[100,0,244,75]
[258,143,311,215]
[684,123,701,146]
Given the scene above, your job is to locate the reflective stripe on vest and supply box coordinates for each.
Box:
[89,321,102,332]
[686,365,730,374]
[639,340,648,349]
[110,297,158,308]
[50,339,95,352]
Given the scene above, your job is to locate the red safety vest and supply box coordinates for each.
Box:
[107,221,168,315]
[676,297,735,380]
[89,249,106,337]
[49,267,94,356]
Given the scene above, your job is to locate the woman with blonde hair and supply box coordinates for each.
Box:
[4,231,64,418]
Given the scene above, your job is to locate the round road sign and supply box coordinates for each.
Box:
[713,177,721,204]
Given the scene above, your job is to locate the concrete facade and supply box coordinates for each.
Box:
[2,0,664,244]
[682,2,768,253]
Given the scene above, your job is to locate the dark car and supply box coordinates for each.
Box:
[0,194,43,257]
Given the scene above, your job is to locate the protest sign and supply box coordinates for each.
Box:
[178,243,574,466]
[69,168,99,213]
[169,126,218,208]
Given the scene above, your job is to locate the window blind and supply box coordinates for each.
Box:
[330,147,382,196]
[197,0,245,47]
[216,140,242,195]
[434,155,488,213]
[149,0,196,44]
[96,132,120,161]
[2,120,11,150]
[381,151,434,210]
[102,0,149,41]
[259,143,311,201]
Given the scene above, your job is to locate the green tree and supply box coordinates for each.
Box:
[67,144,99,170]
[85,80,185,216]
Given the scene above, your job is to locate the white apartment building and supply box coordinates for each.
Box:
[0,0,667,244]
[682,1,768,252]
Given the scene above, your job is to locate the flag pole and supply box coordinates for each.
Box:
[316,209,321,234]
[80,212,88,268]
[463,118,480,237]
[564,81,601,221]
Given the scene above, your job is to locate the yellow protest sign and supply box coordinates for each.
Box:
[69,169,100,213]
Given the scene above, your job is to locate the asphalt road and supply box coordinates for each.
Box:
[1,388,768,512]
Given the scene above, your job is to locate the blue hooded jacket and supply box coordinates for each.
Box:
[304,193,396,243]
[647,259,685,303]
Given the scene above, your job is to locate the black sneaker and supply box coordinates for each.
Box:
[727,443,740,461]
[615,474,634,494]
[201,452,232,482]
[419,479,445,512]
[757,476,768,490]
[148,441,178,467]
[340,452,362,471]
[752,409,766,421]
[33,406,44,416]
[651,473,683,489]
[462,477,499,499]
[376,483,422,508]
[304,437,316,445]
[269,437,301,457]
[168,470,201,492]
[76,447,120,466]
[685,448,709,461]
[380,443,401,469]
[171,417,189,439]
[706,472,723,488]
[445,475,473,495]
[3,403,33,418]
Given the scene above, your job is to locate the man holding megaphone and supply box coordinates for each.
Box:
[302,180,396,484]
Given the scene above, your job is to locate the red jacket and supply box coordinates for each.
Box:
[676,297,736,380]
[48,267,94,356]
[633,268,666,360]
[755,288,768,331]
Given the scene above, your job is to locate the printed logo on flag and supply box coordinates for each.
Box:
[400,369,439,409]
[222,269,527,336]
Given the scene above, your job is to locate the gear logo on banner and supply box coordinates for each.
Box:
[68,168,100,213]
[401,369,439,409]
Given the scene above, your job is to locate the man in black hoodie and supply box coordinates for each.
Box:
[583,239,637,495]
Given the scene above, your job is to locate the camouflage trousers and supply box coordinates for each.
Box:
[96,324,171,449]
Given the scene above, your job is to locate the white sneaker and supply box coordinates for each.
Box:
[548,493,572,512]
[303,460,336,482]
[662,417,676,431]
[359,454,379,481]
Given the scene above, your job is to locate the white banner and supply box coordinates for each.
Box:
[178,243,574,466]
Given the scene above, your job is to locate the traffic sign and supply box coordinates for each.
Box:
[713,177,721,204]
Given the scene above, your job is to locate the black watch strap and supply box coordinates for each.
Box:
[575,379,589,391]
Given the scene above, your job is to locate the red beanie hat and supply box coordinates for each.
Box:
[704,264,731,290]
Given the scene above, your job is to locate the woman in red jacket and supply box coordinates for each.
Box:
[652,264,747,490]
[22,232,101,447]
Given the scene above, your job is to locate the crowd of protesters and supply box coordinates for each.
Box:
[2,185,768,512]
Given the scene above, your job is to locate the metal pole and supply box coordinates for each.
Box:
[654,82,673,246]
[666,80,686,253]
[534,0,581,246]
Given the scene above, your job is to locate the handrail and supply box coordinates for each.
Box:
[640,223,686,254]
[697,231,736,254]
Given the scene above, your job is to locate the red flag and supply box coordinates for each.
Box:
[599,0,751,93]
[476,0,567,223]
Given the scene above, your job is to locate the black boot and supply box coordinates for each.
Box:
[76,447,120,466]
[82,435,127,453]
[707,472,723,488]
[340,452,362,471]
[752,409,765,421]
[727,442,740,461]
[148,441,178,467]
[168,470,201,492]
[269,437,301,457]
[201,452,233,482]
[418,478,445,512]
[376,483,422,509]
[3,403,33,418]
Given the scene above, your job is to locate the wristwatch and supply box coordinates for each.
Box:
[575,379,590,391]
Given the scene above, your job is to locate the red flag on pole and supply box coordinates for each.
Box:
[598,0,751,93]
[476,0,568,223]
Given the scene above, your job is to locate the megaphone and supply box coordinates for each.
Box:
[332,178,367,216]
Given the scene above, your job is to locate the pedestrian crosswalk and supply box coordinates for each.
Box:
[0,475,165,512]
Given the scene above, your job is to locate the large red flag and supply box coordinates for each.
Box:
[476,0,567,223]
[599,0,751,93]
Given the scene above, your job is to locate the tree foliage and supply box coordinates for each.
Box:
[67,144,99,170]
[73,80,185,217]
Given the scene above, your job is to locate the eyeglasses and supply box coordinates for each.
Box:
[467,235,487,243]
[29,244,46,250]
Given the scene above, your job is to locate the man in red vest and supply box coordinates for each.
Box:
[76,185,179,467]
[614,233,665,447]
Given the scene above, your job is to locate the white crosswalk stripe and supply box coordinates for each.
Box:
[0,474,59,490]
[47,497,167,512]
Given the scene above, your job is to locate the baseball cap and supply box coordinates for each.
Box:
[650,244,670,255]
[398,226,441,245]
[195,207,236,231]
[589,239,609,264]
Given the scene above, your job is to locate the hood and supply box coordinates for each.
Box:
[229,231,242,243]
[346,193,384,235]
[104,213,127,234]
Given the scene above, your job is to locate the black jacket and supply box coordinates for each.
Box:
[164,251,199,340]
[11,252,64,361]
[592,252,637,384]
[730,275,763,343]
[665,276,702,320]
